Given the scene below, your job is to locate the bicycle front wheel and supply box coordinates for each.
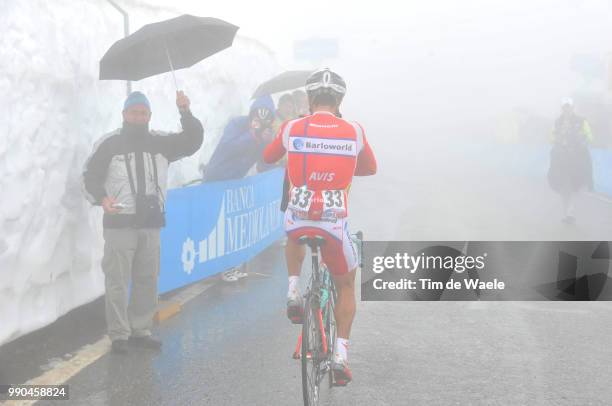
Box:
[301,294,322,406]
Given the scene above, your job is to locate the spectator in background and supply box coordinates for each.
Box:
[82,91,204,353]
[547,97,593,224]
[277,93,297,122]
[269,94,297,168]
[202,95,276,183]
[292,89,310,117]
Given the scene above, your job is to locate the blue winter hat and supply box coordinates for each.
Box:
[123,91,151,111]
[249,94,275,121]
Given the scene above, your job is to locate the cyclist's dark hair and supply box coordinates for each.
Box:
[310,93,337,108]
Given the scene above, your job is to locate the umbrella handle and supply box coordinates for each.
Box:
[164,40,179,91]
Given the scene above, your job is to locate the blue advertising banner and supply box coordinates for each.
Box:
[159,168,285,293]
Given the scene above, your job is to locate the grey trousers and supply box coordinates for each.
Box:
[102,228,160,341]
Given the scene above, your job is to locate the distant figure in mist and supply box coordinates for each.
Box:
[547,97,593,224]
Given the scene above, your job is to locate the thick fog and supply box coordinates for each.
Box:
[3,2,612,399]
[129,0,612,241]
[168,0,612,132]
[156,0,612,240]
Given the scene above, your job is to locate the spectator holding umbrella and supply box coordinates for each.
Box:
[82,91,204,353]
[92,13,238,353]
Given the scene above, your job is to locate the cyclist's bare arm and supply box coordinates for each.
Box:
[263,122,289,163]
[354,135,377,176]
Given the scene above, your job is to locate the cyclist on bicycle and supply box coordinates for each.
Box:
[263,68,377,385]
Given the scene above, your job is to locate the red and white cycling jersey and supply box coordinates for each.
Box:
[263,111,377,275]
[263,111,376,221]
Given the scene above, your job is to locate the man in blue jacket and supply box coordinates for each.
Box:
[202,95,278,282]
[202,95,277,182]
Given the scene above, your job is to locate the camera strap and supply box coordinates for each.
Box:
[150,153,159,192]
[124,152,160,197]
[124,153,137,196]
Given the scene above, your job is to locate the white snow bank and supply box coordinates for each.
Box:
[0,0,278,346]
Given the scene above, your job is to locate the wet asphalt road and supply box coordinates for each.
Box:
[37,248,307,406]
[34,138,612,405]
[35,254,612,406]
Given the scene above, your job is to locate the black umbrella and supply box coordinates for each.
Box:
[100,15,239,86]
[252,70,313,99]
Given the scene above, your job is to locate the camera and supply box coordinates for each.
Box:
[134,194,165,227]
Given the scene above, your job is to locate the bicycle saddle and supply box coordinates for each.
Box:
[297,235,327,248]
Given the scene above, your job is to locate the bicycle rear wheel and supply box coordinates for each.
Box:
[301,294,322,406]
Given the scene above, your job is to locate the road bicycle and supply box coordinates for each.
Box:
[292,231,363,406]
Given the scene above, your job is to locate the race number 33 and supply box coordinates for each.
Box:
[289,186,314,211]
[323,190,346,211]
